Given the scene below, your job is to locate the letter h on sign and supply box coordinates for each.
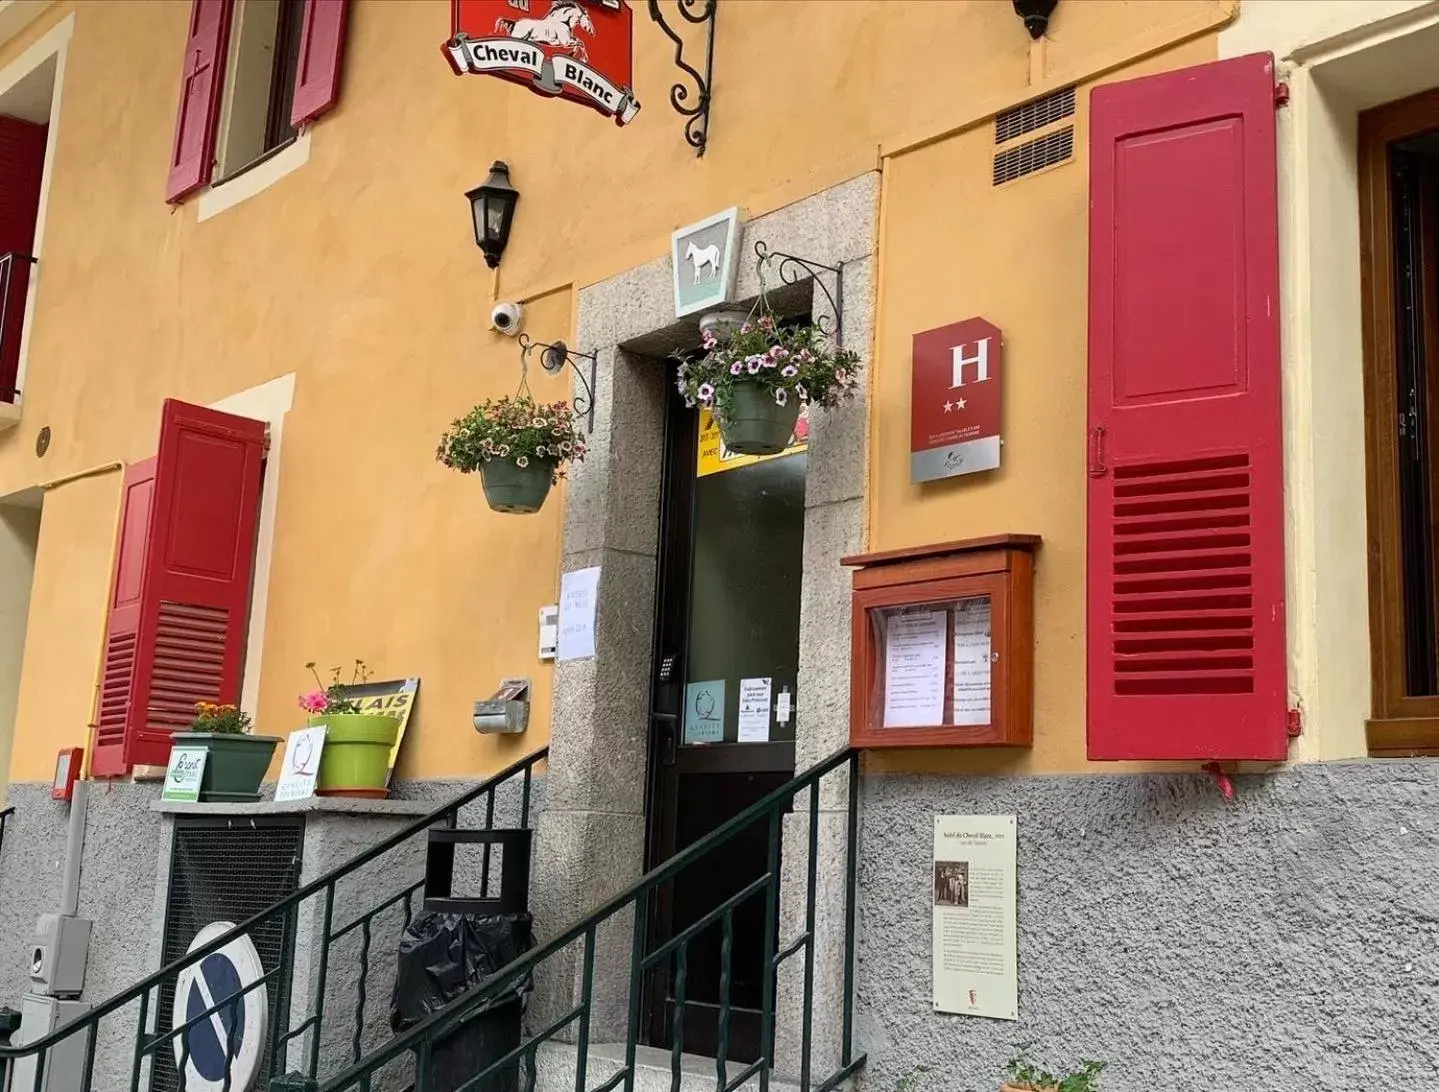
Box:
[951,338,992,388]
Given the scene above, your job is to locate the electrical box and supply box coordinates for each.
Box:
[29,914,91,997]
[9,996,92,1092]
[538,604,559,660]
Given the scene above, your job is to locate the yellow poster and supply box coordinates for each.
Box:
[696,406,809,477]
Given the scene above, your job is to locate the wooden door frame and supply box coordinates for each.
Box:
[1359,86,1439,752]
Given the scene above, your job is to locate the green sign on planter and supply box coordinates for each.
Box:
[162,746,208,803]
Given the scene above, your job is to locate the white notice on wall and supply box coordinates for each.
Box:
[951,598,992,726]
[883,610,946,727]
[737,677,772,742]
[557,567,601,662]
[932,815,1018,1021]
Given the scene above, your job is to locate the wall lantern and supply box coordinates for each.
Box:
[466,161,519,269]
[1012,0,1058,39]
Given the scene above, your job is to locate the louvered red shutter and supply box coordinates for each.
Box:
[166,0,233,204]
[1086,53,1286,761]
[90,401,264,775]
[91,459,159,777]
[290,0,350,128]
[0,117,46,400]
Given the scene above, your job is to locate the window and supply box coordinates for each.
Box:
[1360,88,1439,754]
[214,0,306,181]
[166,0,350,204]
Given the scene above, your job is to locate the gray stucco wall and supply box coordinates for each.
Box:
[855,760,1439,1092]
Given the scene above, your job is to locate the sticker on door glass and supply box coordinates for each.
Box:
[684,679,726,744]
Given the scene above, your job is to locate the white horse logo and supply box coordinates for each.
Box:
[496,0,596,64]
[685,241,720,284]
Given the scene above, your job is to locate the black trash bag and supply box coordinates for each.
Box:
[391,911,534,1092]
[391,911,535,1030]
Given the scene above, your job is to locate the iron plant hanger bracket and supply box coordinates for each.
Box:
[754,240,845,347]
[520,334,599,433]
[647,0,717,156]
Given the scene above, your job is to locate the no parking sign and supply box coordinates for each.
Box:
[172,922,269,1091]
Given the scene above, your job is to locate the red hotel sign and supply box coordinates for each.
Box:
[911,318,1003,483]
[445,0,641,126]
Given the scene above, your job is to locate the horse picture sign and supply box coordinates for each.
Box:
[445,0,641,126]
[671,207,741,318]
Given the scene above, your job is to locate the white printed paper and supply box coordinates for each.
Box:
[776,688,792,726]
[275,727,327,802]
[883,610,947,727]
[933,815,1018,1020]
[557,567,601,662]
[951,598,993,726]
[737,677,772,742]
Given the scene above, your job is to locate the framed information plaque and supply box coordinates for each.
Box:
[843,535,1040,749]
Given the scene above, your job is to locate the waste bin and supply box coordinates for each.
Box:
[391,910,534,1092]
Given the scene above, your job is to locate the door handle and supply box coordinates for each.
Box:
[1088,424,1108,478]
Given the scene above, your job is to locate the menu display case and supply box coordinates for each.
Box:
[843,535,1040,749]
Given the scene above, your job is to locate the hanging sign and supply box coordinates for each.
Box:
[172,922,268,1091]
[672,207,741,317]
[445,0,641,126]
[696,405,808,477]
[911,318,1003,483]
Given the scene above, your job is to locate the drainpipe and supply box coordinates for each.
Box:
[58,779,88,917]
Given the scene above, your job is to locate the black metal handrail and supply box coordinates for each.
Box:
[0,251,36,402]
[0,746,548,1091]
[0,805,14,860]
[321,746,864,1092]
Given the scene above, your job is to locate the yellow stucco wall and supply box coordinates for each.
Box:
[0,0,1234,784]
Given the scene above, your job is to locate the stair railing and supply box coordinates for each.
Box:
[320,746,864,1092]
[0,746,548,1092]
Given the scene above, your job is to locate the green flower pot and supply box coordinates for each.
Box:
[171,732,282,803]
[480,457,555,514]
[310,713,399,799]
[719,382,801,456]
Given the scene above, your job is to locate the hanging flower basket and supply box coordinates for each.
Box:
[436,395,586,515]
[721,380,802,456]
[481,456,557,514]
[675,313,860,457]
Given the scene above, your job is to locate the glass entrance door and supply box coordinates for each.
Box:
[643,363,807,1061]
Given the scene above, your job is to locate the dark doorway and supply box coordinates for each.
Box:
[642,356,807,1061]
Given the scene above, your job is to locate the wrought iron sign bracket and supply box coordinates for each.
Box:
[753,240,845,347]
[520,335,599,433]
[647,0,717,156]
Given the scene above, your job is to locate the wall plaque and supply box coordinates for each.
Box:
[911,317,1003,483]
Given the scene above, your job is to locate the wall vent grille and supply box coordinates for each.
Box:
[993,127,1074,186]
[995,86,1076,144]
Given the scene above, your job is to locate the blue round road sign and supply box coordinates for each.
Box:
[172,922,269,1092]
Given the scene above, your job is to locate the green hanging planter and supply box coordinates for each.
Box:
[310,713,399,799]
[170,732,282,803]
[480,457,555,514]
[718,382,801,457]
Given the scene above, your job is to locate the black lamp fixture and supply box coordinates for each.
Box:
[1013,0,1058,40]
[466,161,520,269]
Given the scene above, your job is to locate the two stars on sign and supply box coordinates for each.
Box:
[942,398,968,413]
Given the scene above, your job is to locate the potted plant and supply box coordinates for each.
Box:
[299,660,397,799]
[435,395,587,514]
[170,703,281,803]
[1002,1045,1106,1092]
[675,313,861,456]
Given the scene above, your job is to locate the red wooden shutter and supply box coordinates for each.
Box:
[0,117,46,400]
[166,0,233,203]
[90,401,265,775]
[1086,53,1286,761]
[290,0,350,128]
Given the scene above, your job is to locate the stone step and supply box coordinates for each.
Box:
[534,1041,803,1092]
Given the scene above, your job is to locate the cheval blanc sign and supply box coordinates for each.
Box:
[911,318,1003,483]
[445,0,641,126]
